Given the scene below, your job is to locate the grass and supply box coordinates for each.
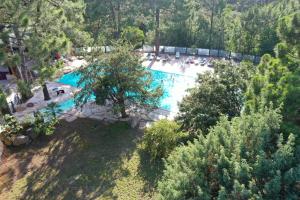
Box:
[0,119,163,200]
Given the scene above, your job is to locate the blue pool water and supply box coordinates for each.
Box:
[54,69,194,113]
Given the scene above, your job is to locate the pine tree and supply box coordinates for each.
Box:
[0,0,90,99]
[158,109,300,199]
[245,12,300,139]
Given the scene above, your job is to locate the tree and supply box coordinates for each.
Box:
[147,0,172,55]
[158,109,300,199]
[177,60,254,133]
[75,41,162,118]
[244,54,290,113]
[282,68,300,140]
[245,12,300,139]
[44,102,63,119]
[121,26,145,49]
[17,80,33,102]
[85,0,123,39]
[82,0,298,56]
[0,0,90,98]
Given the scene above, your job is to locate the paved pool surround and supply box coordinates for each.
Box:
[11,54,213,126]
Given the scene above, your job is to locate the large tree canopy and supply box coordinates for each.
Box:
[75,41,162,118]
[176,61,254,133]
[0,0,90,82]
[245,12,300,139]
[83,0,299,56]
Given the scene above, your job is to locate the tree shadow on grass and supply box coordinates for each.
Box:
[5,118,140,200]
[137,149,164,195]
[0,133,55,195]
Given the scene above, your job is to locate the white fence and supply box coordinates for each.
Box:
[74,45,261,63]
[146,45,261,63]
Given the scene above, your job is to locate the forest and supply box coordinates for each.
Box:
[84,0,299,55]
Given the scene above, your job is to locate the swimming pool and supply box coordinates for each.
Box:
[55,69,195,113]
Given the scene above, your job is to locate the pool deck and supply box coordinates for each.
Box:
[142,54,213,77]
[13,82,79,121]
[6,54,213,127]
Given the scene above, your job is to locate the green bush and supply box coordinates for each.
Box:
[0,115,22,145]
[142,119,187,160]
[17,80,33,102]
[44,102,63,118]
[32,111,57,136]
[0,87,10,115]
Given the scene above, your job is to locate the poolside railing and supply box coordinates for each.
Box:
[142,45,261,63]
[74,45,261,63]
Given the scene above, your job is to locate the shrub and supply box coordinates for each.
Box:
[17,80,33,102]
[32,111,57,136]
[44,102,62,118]
[0,87,10,115]
[142,119,187,160]
[0,115,22,145]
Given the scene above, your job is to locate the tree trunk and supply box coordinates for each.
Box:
[117,2,121,37]
[120,105,127,118]
[42,83,51,101]
[8,42,24,80]
[118,95,127,118]
[154,2,160,56]
[109,0,120,38]
[208,0,215,54]
[13,26,29,82]
[120,100,127,118]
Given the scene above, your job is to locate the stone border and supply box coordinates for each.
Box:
[57,102,177,129]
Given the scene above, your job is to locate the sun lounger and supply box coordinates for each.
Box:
[56,89,65,96]
[53,87,65,96]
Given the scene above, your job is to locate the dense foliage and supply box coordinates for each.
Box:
[142,119,187,160]
[177,61,254,133]
[158,110,300,199]
[0,115,22,145]
[121,26,145,49]
[32,111,57,136]
[17,80,33,102]
[245,12,300,139]
[0,87,10,115]
[0,0,90,82]
[159,6,300,200]
[84,0,299,55]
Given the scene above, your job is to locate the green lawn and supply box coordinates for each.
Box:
[0,119,163,200]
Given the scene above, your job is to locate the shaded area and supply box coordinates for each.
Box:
[138,150,164,195]
[0,118,163,200]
